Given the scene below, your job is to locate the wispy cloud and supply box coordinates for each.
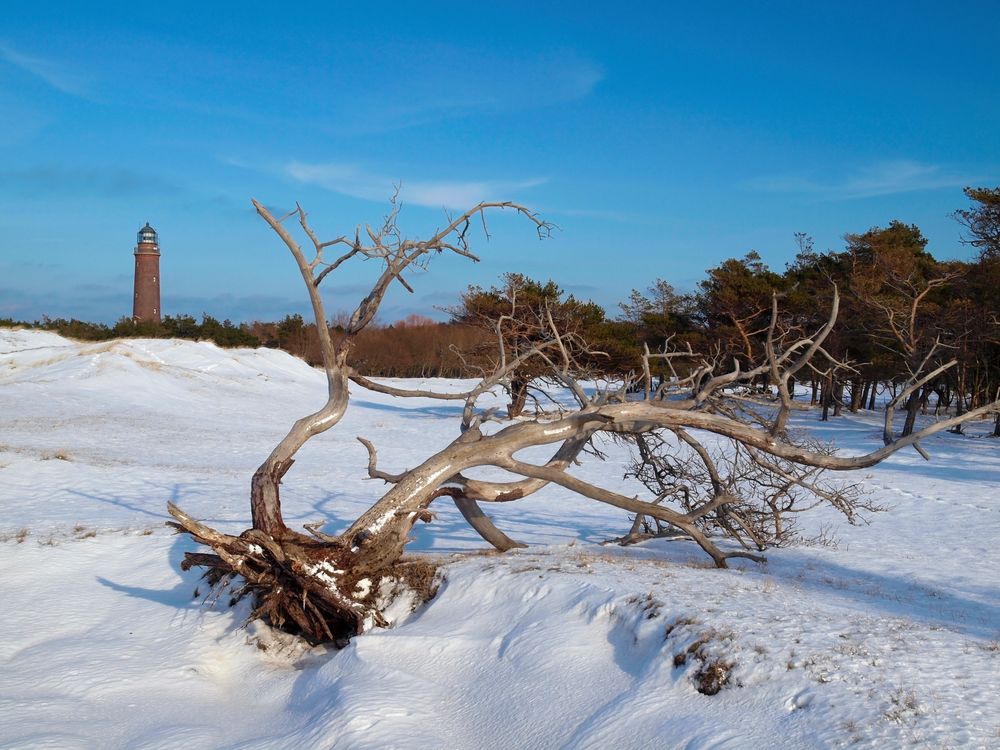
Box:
[0,42,91,96]
[319,47,604,136]
[746,160,983,200]
[285,161,547,209]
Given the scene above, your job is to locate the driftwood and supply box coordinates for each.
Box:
[168,197,1000,645]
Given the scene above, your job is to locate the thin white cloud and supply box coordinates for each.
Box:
[540,53,604,103]
[285,161,547,209]
[0,42,91,96]
[318,48,604,136]
[747,160,983,200]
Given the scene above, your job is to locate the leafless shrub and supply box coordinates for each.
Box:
[0,528,31,544]
[623,426,882,551]
[40,450,72,461]
[667,624,736,695]
[884,686,922,724]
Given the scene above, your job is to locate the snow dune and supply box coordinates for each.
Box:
[1,329,998,748]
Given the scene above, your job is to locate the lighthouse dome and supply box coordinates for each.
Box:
[137,223,158,245]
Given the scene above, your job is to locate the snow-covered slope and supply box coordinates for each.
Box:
[1,329,998,748]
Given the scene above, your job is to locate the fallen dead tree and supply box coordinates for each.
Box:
[168,197,1000,645]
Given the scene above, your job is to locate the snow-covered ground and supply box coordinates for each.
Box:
[1,329,998,749]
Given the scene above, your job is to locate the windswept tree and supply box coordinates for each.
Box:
[696,251,787,365]
[845,221,963,439]
[784,236,878,414]
[449,273,608,417]
[954,186,1000,434]
[956,186,1000,260]
[619,278,695,343]
[618,279,699,386]
[168,198,1000,647]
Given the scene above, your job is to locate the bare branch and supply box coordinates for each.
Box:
[357,437,405,483]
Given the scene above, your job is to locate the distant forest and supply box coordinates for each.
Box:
[5,187,998,426]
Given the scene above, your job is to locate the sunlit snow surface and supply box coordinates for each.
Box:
[1,329,998,749]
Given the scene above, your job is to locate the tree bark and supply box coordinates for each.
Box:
[901,389,921,437]
[849,378,863,412]
[820,374,833,421]
[833,380,844,417]
[508,377,529,418]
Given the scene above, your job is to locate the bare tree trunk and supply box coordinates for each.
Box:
[508,377,529,418]
[820,373,833,421]
[951,389,966,434]
[933,387,948,417]
[901,390,921,437]
[849,378,863,413]
[955,368,967,417]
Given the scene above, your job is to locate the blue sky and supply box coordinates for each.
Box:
[1,1,998,324]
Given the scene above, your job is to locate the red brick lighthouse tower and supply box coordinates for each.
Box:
[133,222,161,323]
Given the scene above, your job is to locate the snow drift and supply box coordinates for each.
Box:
[1,329,998,748]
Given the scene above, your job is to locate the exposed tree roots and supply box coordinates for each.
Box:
[167,503,438,645]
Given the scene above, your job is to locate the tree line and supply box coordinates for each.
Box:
[441,187,1000,431]
[4,186,997,429]
[0,313,259,348]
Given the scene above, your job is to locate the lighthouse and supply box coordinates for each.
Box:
[133,222,161,323]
